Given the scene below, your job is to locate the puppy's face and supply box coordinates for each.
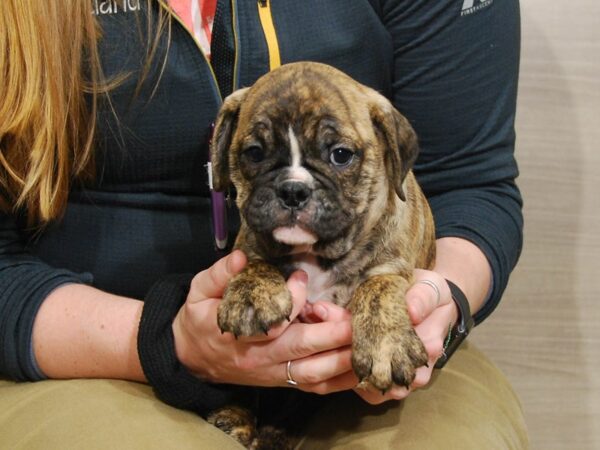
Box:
[211,62,418,258]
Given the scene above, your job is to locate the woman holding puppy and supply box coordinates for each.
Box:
[0,0,526,448]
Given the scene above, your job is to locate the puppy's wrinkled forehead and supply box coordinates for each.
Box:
[237,64,371,139]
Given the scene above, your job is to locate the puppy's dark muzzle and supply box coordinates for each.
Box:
[276,181,311,209]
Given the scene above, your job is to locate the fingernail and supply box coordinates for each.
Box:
[226,250,239,273]
[295,270,308,287]
[409,300,424,321]
[314,304,328,320]
[301,304,312,317]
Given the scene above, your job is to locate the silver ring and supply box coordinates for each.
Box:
[417,279,441,306]
[286,360,298,386]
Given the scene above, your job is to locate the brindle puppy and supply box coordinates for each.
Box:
[208,62,435,449]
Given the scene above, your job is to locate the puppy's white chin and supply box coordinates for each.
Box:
[273,226,318,246]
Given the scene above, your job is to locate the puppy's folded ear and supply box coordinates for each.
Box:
[369,95,419,201]
[210,87,250,192]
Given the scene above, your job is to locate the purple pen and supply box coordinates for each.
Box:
[207,124,228,250]
[210,185,228,250]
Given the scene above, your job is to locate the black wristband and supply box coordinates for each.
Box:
[138,274,250,416]
[434,279,475,369]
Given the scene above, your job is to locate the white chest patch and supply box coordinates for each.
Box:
[292,254,337,303]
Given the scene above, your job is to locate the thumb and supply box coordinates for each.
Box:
[406,269,450,325]
[287,270,309,321]
[187,250,247,303]
[301,300,352,323]
[261,270,308,339]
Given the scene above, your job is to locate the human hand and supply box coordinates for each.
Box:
[171,250,355,394]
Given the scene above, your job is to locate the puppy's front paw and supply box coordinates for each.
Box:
[350,275,428,391]
[352,326,428,392]
[218,263,292,337]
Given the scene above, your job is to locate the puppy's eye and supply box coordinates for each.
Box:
[329,147,354,167]
[243,145,265,163]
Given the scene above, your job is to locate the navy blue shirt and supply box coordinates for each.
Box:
[0,0,522,380]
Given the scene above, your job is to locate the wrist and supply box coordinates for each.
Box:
[435,279,475,368]
[138,273,250,415]
[433,237,492,317]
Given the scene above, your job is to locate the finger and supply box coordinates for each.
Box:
[299,370,359,395]
[406,269,451,325]
[300,301,352,323]
[411,363,435,389]
[282,347,353,388]
[240,270,308,342]
[353,383,409,404]
[353,360,433,402]
[414,302,458,370]
[298,303,315,323]
[188,250,247,303]
[267,319,352,363]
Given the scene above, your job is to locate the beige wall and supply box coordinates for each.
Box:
[471,1,600,449]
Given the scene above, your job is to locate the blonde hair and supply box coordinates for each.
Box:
[0,0,169,225]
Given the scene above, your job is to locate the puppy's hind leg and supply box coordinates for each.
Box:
[207,406,258,448]
[207,406,293,450]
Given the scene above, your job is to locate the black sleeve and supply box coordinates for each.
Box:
[138,273,255,416]
[0,212,92,380]
[381,0,523,323]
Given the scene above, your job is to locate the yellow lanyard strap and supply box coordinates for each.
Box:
[257,0,281,71]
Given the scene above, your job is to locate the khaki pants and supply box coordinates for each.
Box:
[0,342,528,449]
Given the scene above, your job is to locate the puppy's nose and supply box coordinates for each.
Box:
[277,181,311,209]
